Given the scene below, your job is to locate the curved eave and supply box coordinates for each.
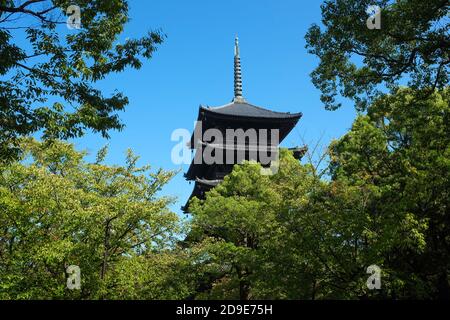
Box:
[288,146,308,160]
[199,105,302,122]
[195,178,222,186]
[188,106,302,149]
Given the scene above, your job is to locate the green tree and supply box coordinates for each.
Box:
[0,0,163,162]
[0,139,186,299]
[329,88,450,298]
[188,89,449,300]
[188,161,280,299]
[188,152,334,299]
[305,0,449,111]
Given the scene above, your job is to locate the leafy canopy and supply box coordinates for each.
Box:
[0,138,186,299]
[188,89,449,299]
[0,0,164,162]
[305,0,449,111]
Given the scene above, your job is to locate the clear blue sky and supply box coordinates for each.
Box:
[66,0,357,215]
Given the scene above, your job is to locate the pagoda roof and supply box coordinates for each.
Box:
[195,178,222,186]
[182,179,218,213]
[200,100,302,120]
[183,36,305,213]
[196,140,280,152]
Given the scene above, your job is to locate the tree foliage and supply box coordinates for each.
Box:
[329,88,450,298]
[0,0,164,162]
[0,139,188,299]
[305,0,449,111]
[0,92,447,300]
[1,0,449,301]
[188,89,449,299]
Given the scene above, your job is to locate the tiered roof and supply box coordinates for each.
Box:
[183,37,304,212]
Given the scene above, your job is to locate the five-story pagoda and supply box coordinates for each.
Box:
[183,37,305,212]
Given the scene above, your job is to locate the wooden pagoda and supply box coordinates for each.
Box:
[183,37,305,212]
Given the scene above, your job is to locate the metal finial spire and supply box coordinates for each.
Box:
[233,36,244,102]
[234,36,240,56]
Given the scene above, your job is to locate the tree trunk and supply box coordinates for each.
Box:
[239,280,250,300]
[101,220,111,280]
